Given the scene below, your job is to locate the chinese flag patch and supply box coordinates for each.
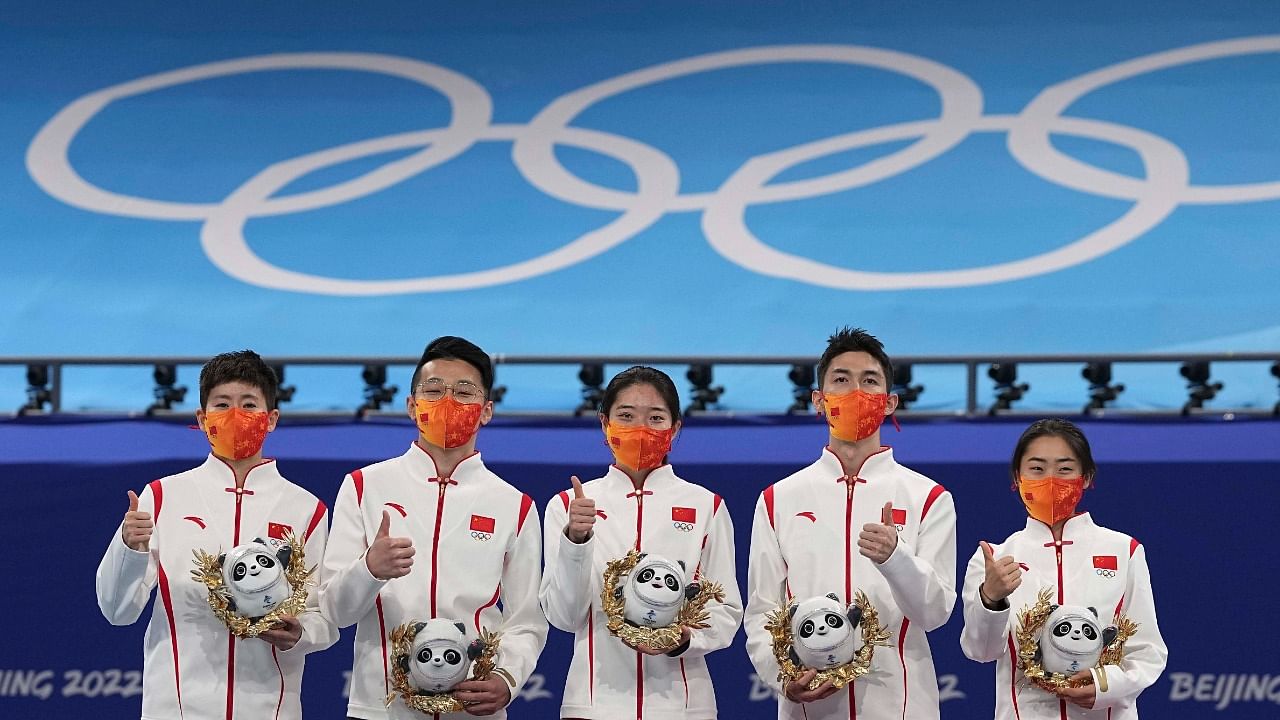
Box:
[470,515,496,533]
[891,508,907,526]
[268,522,292,540]
[1093,555,1118,571]
[671,506,696,523]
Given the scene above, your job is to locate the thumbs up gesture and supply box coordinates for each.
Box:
[565,476,596,544]
[978,540,1022,608]
[858,501,899,564]
[121,490,154,552]
[365,510,415,580]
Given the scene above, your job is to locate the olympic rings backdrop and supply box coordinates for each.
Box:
[4,1,1280,410]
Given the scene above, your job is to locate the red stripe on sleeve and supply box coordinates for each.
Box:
[148,479,164,519]
[898,618,910,720]
[763,486,776,529]
[920,484,947,521]
[272,648,284,720]
[1129,537,1141,557]
[375,596,389,694]
[558,490,570,512]
[475,584,501,633]
[352,469,365,505]
[156,561,183,715]
[1007,634,1022,720]
[304,500,326,541]
[517,493,534,533]
[712,494,722,516]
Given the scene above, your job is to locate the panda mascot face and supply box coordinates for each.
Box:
[1038,605,1116,674]
[620,553,689,628]
[788,593,862,670]
[220,537,292,619]
[405,619,475,693]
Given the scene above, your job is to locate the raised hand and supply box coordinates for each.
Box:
[365,510,415,580]
[565,475,596,544]
[857,501,899,564]
[978,540,1022,607]
[122,490,153,551]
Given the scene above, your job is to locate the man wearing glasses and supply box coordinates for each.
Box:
[320,336,547,719]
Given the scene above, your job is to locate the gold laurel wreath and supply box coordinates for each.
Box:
[384,623,500,715]
[600,549,726,652]
[765,590,892,690]
[1015,586,1139,693]
[190,531,314,638]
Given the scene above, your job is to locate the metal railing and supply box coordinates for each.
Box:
[2,352,1278,418]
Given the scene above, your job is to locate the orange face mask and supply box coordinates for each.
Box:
[202,408,270,461]
[605,423,675,471]
[415,396,484,449]
[1018,476,1086,526]
[821,389,890,442]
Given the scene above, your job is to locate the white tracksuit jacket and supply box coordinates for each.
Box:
[745,447,957,720]
[95,455,337,720]
[320,443,548,720]
[540,465,744,720]
[959,513,1167,719]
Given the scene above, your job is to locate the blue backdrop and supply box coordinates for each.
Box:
[2,415,1277,718]
[3,1,1280,410]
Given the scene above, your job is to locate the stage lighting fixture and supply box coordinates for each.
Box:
[891,363,924,410]
[272,365,296,405]
[1179,361,1222,415]
[1272,361,1280,416]
[987,362,1029,415]
[358,364,398,416]
[1082,361,1125,413]
[786,363,815,415]
[575,363,605,417]
[685,364,724,414]
[146,364,188,415]
[19,364,52,415]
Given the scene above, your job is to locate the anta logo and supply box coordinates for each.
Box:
[183,515,206,529]
[796,511,817,523]
[596,509,608,520]
[384,502,407,517]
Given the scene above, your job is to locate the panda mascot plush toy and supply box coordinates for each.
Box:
[616,553,701,628]
[220,537,292,619]
[1037,604,1118,675]
[788,593,863,670]
[399,619,485,693]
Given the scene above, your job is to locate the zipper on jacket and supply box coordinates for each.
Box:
[430,478,450,618]
[844,479,855,604]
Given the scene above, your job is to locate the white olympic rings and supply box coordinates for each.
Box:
[25,38,1280,295]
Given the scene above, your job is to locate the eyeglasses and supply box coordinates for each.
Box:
[414,378,485,404]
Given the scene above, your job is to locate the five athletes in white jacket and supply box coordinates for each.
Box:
[95,335,1168,720]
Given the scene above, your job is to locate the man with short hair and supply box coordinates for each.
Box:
[321,336,547,719]
[744,327,957,720]
[97,349,336,720]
